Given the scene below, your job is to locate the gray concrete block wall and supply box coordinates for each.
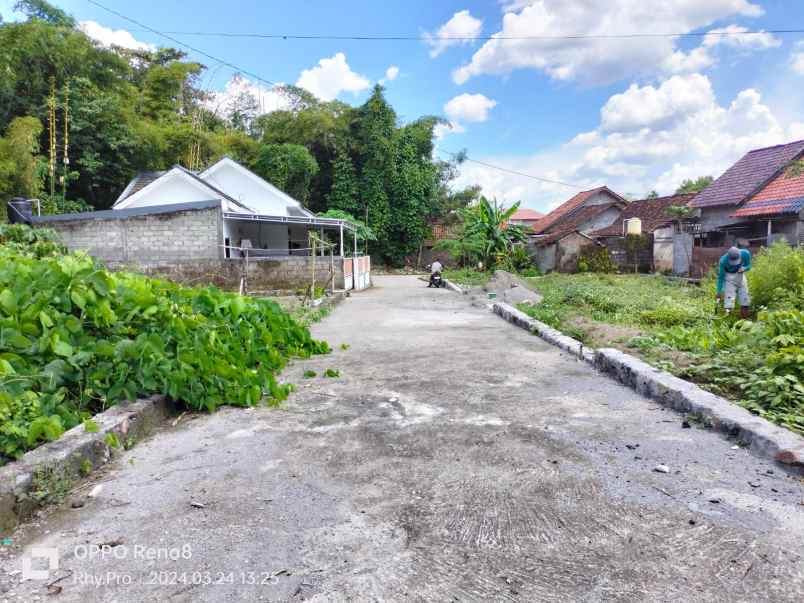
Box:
[41,207,221,263]
[37,208,348,292]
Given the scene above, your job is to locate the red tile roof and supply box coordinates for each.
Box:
[591,193,695,237]
[509,208,544,221]
[531,186,626,234]
[690,139,804,209]
[733,163,804,217]
[534,203,622,246]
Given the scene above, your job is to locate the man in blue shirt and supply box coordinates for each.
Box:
[716,245,752,318]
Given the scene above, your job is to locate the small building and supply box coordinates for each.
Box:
[592,193,694,273]
[507,208,544,231]
[685,139,804,276]
[690,139,804,246]
[529,186,627,272]
[731,162,804,246]
[30,157,370,292]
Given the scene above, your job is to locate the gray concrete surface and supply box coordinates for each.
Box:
[2,275,803,601]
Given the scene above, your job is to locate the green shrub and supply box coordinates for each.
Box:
[748,242,804,310]
[577,247,617,273]
[0,246,329,463]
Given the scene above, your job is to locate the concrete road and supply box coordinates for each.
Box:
[3,275,803,602]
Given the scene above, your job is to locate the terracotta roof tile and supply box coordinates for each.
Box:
[690,139,804,209]
[510,208,544,221]
[534,203,621,246]
[592,193,694,237]
[733,197,804,217]
[531,186,626,234]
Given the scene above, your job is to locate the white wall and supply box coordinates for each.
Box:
[121,172,220,209]
[204,162,299,216]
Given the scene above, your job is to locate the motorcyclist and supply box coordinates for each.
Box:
[428,260,443,288]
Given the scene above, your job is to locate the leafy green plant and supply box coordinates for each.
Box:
[82,419,99,433]
[324,368,340,378]
[303,370,317,378]
[104,432,120,449]
[0,236,330,464]
[746,241,804,310]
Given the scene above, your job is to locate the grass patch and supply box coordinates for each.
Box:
[519,260,804,435]
[442,268,491,287]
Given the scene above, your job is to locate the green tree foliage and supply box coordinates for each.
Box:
[675,176,713,194]
[0,9,466,260]
[464,197,527,267]
[252,143,319,204]
[645,190,659,199]
[0,116,44,203]
[327,148,359,214]
[353,85,395,258]
[13,0,74,26]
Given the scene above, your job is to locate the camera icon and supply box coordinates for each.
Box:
[21,547,59,580]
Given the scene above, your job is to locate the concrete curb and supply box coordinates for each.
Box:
[0,395,172,533]
[492,302,595,363]
[594,349,804,471]
[443,279,465,295]
[492,301,804,472]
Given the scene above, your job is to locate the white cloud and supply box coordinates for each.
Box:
[296,53,370,101]
[702,24,780,50]
[79,20,154,51]
[204,74,290,119]
[453,0,764,86]
[600,74,714,132]
[384,65,400,81]
[425,10,483,58]
[452,75,789,212]
[437,93,497,139]
[663,46,716,74]
[379,65,399,85]
[444,93,498,123]
[791,42,804,75]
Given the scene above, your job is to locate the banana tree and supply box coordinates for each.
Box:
[464,197,527,268]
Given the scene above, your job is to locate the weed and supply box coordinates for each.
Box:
[83,419,99,433]
[303,370,317,379]
[104,432,120,449]
[79,458,92,477]
[29,464,72,504]
[324,369,340,378]
[340,343,350,351]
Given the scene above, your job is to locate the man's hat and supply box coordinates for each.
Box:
[727,246,742,266]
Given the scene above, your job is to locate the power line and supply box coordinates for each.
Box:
[85,0,277,88]
[126,29,804,42]
[440,150,583,189]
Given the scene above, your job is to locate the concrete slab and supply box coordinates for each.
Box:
[1,276,802,601]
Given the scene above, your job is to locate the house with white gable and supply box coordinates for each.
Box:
[30,157,370,292]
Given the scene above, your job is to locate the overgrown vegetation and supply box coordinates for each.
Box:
[520,242,804,434]
[435,197,528,271]
[0,226,329,463]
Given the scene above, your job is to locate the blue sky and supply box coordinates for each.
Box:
[3,0,804,212]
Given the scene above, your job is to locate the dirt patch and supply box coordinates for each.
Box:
[567,316,642,348]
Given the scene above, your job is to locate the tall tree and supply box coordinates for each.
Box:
[327,147,359,214]
[676,176,713,194]
[0,116,44,203]
[353,85,395,258]
[251,143,319,203]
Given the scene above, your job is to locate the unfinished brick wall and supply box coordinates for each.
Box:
[42,207,222,263]
[36,208,348,292]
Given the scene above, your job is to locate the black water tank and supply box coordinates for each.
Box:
[7,198,33,224]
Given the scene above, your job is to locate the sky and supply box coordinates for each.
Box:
[2,0,804,213]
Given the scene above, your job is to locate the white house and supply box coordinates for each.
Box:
[112,157,357,259]
[31,157,370,291]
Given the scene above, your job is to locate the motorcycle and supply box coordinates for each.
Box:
[429,272,444,288]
